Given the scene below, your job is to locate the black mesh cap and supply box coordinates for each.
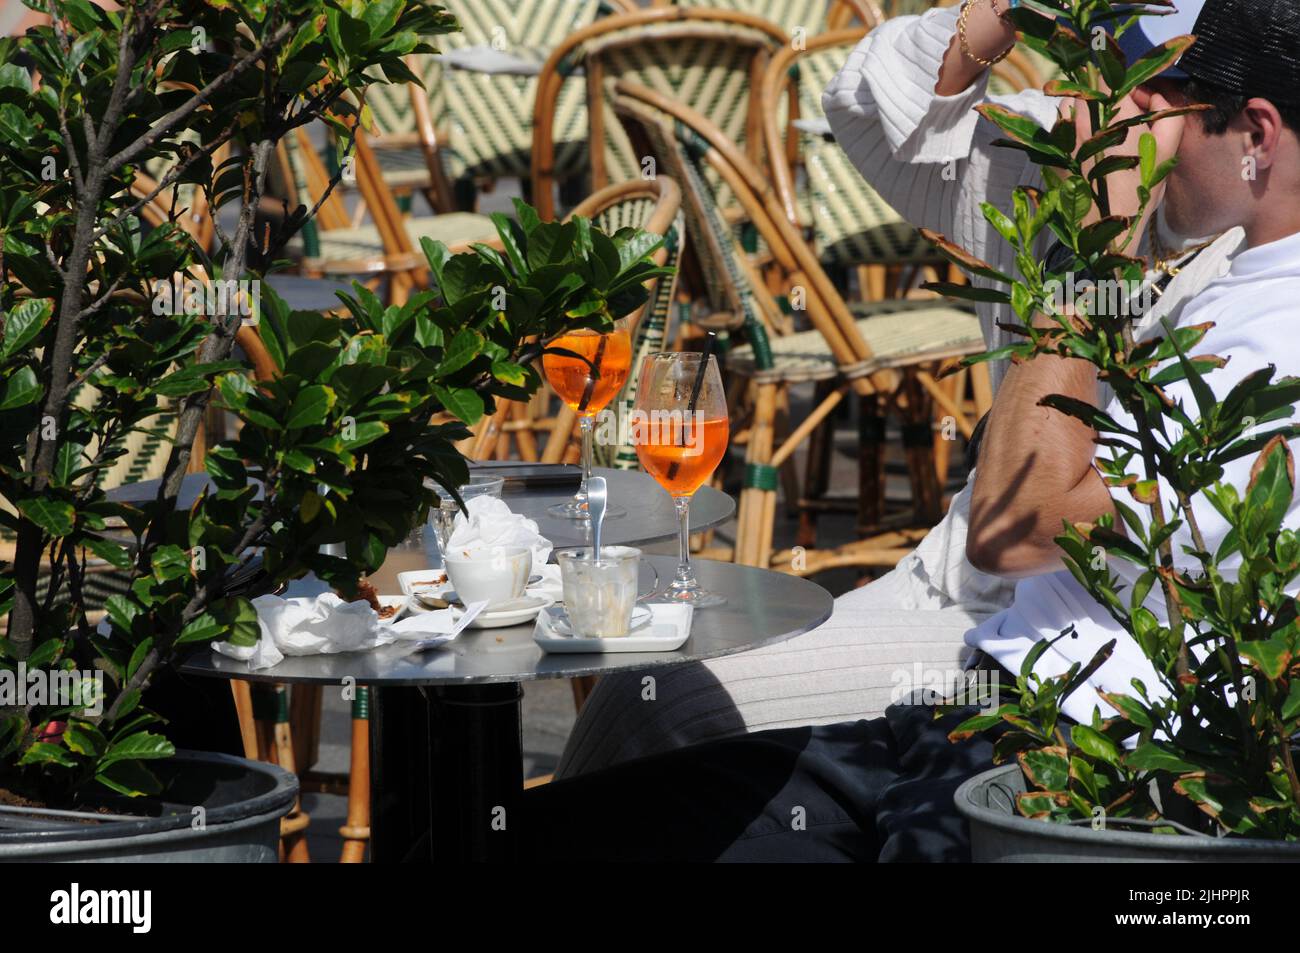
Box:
[1179,0,1300,103]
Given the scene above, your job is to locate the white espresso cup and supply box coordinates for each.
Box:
[443,545,531,608]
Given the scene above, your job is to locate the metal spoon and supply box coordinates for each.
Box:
[587,475,608,561]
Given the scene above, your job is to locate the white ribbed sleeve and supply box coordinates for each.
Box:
[822,6,1061,393]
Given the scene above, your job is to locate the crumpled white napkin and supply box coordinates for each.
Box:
[212,592,459,670]
[446,495,552,573]
[530,563,563,602]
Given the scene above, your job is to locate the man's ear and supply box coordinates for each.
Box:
[1241,98,1285,170]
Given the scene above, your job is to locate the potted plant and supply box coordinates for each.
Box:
[0,0,669,861]
[924,0,1300,858]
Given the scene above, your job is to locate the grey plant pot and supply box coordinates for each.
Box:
[0,750,297,862]
[956,763,1300,863]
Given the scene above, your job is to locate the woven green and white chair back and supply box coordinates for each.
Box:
[579,21,785,219]
[615,94,775,373]
[10,391,180,613]
[673,0,859,34]
[587,200,687,470]
[876,0,944,16]
[420,0,610,191]
[788,42,937,268]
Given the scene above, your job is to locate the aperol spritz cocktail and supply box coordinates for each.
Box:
[632,352,729,607]
[542,320,632,519]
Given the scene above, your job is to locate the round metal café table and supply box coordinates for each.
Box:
[180,555,833,863]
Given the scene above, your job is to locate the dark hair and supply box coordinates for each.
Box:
[1184,77,1300,135]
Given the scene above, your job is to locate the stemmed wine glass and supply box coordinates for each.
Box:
[542,317,632,519]
[632,351,729,607]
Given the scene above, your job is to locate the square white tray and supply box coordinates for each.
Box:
[533,602,693,653]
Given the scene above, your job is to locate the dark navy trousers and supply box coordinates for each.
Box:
[521,703,1002,862]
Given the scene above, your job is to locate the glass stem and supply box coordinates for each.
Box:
[673,495,694,587]
[577,415,594,501]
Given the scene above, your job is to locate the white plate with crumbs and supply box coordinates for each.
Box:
[374,595,410,624]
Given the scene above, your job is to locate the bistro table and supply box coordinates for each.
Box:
[181,554,833,863]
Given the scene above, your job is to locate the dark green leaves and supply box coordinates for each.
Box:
[0,298,52,359]
[285,384,336,429]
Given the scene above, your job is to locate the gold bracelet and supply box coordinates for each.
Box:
[958,0,1013,68]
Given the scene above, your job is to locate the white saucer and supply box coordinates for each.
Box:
[396,569,556,628]
[462,594,555,629]
[547,605,652,637]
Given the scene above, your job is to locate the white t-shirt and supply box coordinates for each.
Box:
[966,228,1300,725]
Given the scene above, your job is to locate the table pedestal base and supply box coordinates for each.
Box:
[370,682,523,863]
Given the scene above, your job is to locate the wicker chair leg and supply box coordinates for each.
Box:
[338,687,371,863]
[773,392,802,519]
[570,675,598,711]
[250,684,311,863]
[857,394,888,535]
[734,383,779,567]
[510,400,540,462]
[230,681,259,761]
[797,379,836,549]
[931,368,965,486]
[542,403,579,464]
[899,374,943,526]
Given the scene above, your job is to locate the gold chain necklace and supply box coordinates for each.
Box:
[1147,217,1221,277]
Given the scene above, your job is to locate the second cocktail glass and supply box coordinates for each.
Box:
[632,351,729,608]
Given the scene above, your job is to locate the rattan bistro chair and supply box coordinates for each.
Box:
[277,126,498,304]
[614,81,984,574]
[758,28,1038,496]
[531,7,790,224]
[371,0,635,214]
[761,29,941,293]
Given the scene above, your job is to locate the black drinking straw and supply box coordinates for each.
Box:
[576,335,608,414]
[666,332,716,482]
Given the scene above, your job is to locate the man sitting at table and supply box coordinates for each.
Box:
[520,0,1300,860]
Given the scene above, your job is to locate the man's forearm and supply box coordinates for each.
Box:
[967,325,1117,577]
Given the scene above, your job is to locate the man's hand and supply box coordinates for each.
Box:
[1061,83,1187,246]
